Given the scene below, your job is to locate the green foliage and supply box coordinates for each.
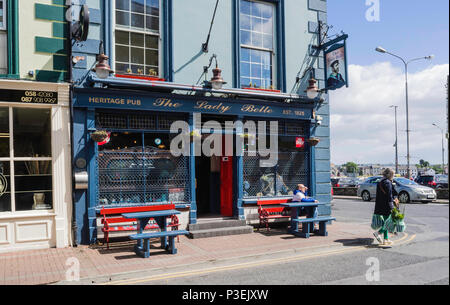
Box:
[344,162,359,174]
[391,208,405,221]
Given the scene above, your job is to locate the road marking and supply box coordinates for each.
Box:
[103,246,372,285]
[102,233,416,285]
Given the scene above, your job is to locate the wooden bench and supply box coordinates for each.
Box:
[130,230,189,258]
[99,204,180,249]
[257,198,293,232]
[291,216,336,238]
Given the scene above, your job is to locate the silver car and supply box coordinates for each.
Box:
[357,176,437,203]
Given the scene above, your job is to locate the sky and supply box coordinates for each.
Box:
[326,0,449,166]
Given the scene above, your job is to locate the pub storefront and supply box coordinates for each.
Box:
[0,80,72,252]
[72,86,315,244]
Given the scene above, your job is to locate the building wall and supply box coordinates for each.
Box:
[0,1,73,252]
[71,0,332,243]
[18,0,69,82]
[0,80,72,253]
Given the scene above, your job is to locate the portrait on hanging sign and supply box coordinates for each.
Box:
[325,44,347,90]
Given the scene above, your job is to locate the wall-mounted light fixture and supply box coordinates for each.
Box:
[92,41,113,79]
[306,77,320,99]
[203,54,227,90]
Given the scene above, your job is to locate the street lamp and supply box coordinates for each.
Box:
[376,46,434,178]
[390,105,399,174]
[432,123,445,174]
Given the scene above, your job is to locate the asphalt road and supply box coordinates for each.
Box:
[117,198,449,285]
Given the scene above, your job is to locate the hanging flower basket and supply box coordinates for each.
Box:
[90,130,110,143]
[307,137,320,146]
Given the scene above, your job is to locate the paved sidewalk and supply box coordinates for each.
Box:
[1,221,381,285]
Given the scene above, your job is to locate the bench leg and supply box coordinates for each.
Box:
[318,221,328,236]
[105,232,109,250]
[144,239,150,258]
[169,236,177,254]
[301,221,311,238]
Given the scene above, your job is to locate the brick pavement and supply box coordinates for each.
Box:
[0,221,374,285]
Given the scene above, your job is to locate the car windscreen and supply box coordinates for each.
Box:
[436,175,448,183]
[394,178,418,185]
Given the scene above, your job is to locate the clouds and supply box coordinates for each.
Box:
[329,62,449,165]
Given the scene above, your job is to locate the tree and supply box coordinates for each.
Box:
[417,159,430,169]
[344,162,359,174]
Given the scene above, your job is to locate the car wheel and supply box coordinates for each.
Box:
[361,191,371,201]
[398,191,410,204]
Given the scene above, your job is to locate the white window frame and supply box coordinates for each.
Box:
[112,0,163,77]
[0,105,53,213]
[239,0,277,89]
[0,0,6,31]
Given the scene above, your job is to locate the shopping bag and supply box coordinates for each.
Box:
[371,214,384,231]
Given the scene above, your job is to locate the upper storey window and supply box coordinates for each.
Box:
[0,0,5,30]
[239,0,275,90]
[114,0,160,77]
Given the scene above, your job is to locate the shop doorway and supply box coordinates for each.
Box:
[195,134,234,218]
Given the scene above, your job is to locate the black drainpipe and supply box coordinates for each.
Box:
[67,4,77,247]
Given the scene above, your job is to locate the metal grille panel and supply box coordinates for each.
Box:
[97,151,190,207]
[243,151,309,198]
[96,113,127,129]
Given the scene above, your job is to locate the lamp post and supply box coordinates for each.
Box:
[390,105,399,174]
[432,123,445,174]
[376,46,434,178]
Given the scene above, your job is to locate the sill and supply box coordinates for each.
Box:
[242,87,281,93]
[115,74,166,82]
[0,210,56,220]
[0,74,20,79]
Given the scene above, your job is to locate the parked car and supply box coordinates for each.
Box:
[357,176,436,203]
[331,177,359,188]
[415,174,449,189]
[435,174,449,189]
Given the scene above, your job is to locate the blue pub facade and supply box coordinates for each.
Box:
[70,0,331,245]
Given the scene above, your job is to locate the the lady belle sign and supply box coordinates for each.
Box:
[324,41,349,90]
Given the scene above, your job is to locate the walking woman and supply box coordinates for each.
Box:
[372,168,399,246]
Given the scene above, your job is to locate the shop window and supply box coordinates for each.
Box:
[14,161,52,211]
[0,107,53,212]
[97,129,190,206]
[0,161,10,212]
[13,108,51,157]
[98,132,143,152]
[0,107,8,157]
[239,0,275,89]
[242,120,309,198]
[114,0,161,76]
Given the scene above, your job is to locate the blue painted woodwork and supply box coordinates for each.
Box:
[130,230,189,257]
[122,210,181,219]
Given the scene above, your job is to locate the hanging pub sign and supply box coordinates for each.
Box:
[0,89,58,104]
[323,35,349,90]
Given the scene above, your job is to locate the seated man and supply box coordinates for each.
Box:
[293,184,318,203]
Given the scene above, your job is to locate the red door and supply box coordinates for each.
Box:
[220,156,233,216]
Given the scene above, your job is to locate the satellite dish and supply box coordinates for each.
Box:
[72,4,90,42]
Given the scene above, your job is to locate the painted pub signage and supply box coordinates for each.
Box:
[74,90,313,120]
